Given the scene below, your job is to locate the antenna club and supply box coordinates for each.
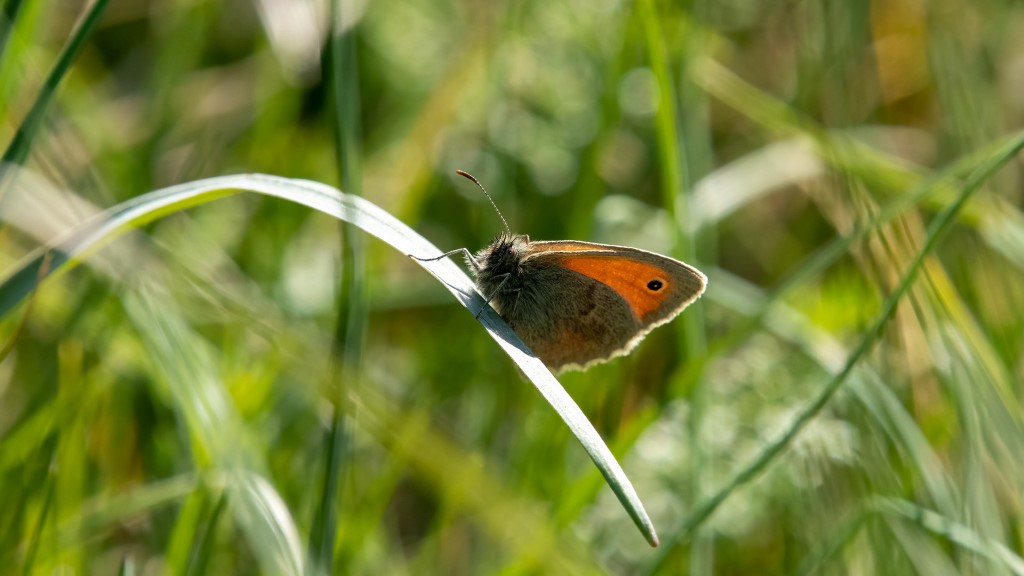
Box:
[453,169,511,236]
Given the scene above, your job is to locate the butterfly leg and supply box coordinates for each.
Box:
[410,247,471,262]
[410,247,480,270]
[474,272,512,320]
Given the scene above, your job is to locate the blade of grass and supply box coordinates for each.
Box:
[185,492,228,576]
[0,250,50,362]
[31,473,200,560]
[878,498,1024,575]
[165,490,211,574]
[0,172,660,547]
[309,0,364,571]
[886,518,962,576]
[639,0,710,568]
[0,0,26,62]
[647,131,1024,570]
[0,0,109,174]
[53,340,86,574]
[118,556,134,576]
[792,507,871,576]
[17,446,55,574]
[794,498,1024,576]
[565,130,1024,567]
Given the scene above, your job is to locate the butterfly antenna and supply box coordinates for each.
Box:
[456,170,511,236]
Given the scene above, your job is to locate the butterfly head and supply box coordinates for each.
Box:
[471,232,531,301]
[476,232,527,273]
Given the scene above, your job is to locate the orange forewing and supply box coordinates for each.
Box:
[553,254,671,321]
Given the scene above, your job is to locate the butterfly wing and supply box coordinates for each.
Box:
[533,242,706,323]
[506,242,706,371]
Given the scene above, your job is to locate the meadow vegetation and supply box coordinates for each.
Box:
[1,0,1024,574]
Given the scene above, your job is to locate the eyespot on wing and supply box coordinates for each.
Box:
[552,253,703,321]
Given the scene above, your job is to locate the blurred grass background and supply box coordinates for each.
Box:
[2,0,1024,574]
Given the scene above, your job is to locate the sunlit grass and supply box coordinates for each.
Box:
[2,0,1024,574]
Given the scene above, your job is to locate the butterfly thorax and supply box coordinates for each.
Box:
[471,232,531,314]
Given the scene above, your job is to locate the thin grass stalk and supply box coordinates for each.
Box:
[0,0,108,174]
[117,556,134,576]
[58,474,200,550]
[792,508,872,576]
[640,0,709,567]
[184,492,228,576]
[309,0,366,572]
[793,497,1024,576]
[679,15,716,576]
[0,0,25,62]
[877,498,1024,575]
[18,454,54,574]
[0,250,50,362]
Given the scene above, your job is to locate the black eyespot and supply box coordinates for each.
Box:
[647,279,663,291]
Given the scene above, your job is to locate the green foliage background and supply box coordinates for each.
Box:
[2,0,1024,574]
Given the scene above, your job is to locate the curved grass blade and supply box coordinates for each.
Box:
[0,172,660,547]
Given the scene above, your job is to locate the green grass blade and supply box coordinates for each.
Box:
[118,555,134,576]
[792,508,871,576]
[17,449,55,574]
[185,492,228,576]
[309,0,366,571]
[0,0,109,171]
[51,474,200,556]
[794,498,1024,576]
[640,0,709,564]
[877,498,1024,576]
[0,173,659,547]
[0,0,26,62]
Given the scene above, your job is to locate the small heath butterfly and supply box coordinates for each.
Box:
[427,170,707,372]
